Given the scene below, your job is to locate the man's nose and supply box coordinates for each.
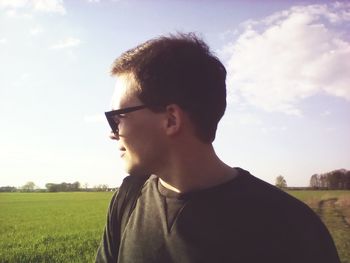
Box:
[109,131,119,140]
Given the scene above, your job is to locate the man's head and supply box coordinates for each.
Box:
[110,33,227,143]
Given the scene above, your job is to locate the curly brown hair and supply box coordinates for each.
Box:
[110,33,227,143]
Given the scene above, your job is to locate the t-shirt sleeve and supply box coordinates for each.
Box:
[278,199,341,263]
[95,189,120,263]
[299,211,341,263]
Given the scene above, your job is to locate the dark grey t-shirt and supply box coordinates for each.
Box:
[98,168,340,263]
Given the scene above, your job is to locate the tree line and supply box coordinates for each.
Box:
[275,169,350,190]
[309,169,350,189]
[0,181,115,192]
[45,182,81,192]
[2,169,349,192]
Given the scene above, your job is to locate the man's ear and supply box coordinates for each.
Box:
[163,104,183,136]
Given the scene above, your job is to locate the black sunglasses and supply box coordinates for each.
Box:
[105,105,148,134]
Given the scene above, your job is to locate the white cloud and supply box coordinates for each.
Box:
[32,0,65,14]
[29,25,44,35]
[0,0,27,9]
[0,0,66,15]
[233,112,262,126]
[49,37,81,50]
[221,2,350,115]
[0,38,8,44]
[5,9,33,18]
[11,72,32,87]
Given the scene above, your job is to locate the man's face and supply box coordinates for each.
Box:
[110,74,166,176]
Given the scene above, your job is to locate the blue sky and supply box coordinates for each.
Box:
[0,0,349,188]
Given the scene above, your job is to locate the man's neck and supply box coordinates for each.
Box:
[156,144,237,194]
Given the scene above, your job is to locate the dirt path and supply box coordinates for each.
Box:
[317,198,350,263]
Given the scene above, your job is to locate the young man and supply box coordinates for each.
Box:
[96,33,340,263]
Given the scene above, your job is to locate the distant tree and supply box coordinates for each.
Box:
[310,174,318,188]
[22,181,36,192]
[344,170,350,189]
[83,183,89,191]
[94,184,109,192]
[320,174,327,188]
[275,175,287,189]
[72,181,81,191]
[0,186,17,192]
[46,183,58,192]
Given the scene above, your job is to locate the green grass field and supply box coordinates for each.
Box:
[1,190,349,262]
[0,192,113,262]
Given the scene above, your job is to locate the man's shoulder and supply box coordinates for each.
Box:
[223,169,333,244]
[119,174,158,197]
[122,174,152,184]
[224,168,319,222]
[234,168,303,203]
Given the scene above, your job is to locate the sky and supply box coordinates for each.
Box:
[0,0,349,188]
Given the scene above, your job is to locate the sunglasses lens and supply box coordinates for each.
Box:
[105,105,149,136]
[106,116,117,134]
